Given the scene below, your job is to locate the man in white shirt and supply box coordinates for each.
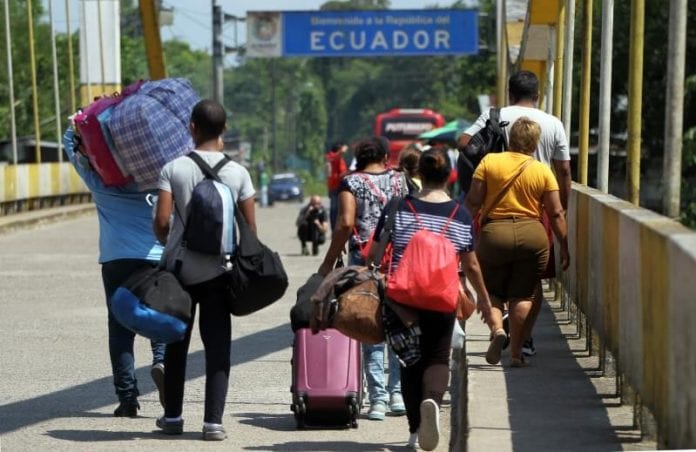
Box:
[459,70,572,356]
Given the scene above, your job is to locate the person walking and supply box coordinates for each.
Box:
[460,70,572,356]
[325,142,349,230]
[317,137,409,421]
[63,127,166,418]
[296,195,329,256]
[153,99,256,440]
[373,148,493,450]
[464,117,569,367]
[398,143,423,193]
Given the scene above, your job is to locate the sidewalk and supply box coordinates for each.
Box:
[0,203,95,234]
[465,288,656,452]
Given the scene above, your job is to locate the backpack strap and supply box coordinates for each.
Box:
[368,196,402,270]
[187,152,230,183]
[405,199,460,235]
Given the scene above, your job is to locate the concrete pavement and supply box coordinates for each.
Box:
[0,202,448,451]
[0,201,658,451]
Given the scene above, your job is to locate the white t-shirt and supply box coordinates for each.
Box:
[464,105,570,166]
[158,150,256,285]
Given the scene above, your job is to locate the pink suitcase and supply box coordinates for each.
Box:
[72,80,144,186]
[291,328,362,429]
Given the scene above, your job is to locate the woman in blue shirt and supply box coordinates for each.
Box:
[64,128,165,417]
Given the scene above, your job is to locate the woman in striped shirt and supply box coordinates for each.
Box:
[374,148,493,451]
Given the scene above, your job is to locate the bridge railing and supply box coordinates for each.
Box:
[563,182,696,449]
[0,163,88,214]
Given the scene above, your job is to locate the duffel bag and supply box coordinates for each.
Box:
[225,208,289,316]
[309,266,385,345]
[332,277,385,345]
[110,266,192,344]
[72,80,144,186]
[108,78,200,191]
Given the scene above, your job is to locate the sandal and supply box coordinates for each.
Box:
[510,356,528,368]
[486,329,507,365]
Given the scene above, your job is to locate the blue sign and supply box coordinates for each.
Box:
[246,10,479,58]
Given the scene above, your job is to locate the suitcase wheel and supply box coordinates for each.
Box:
[294,394,307,430]
[349,396,359,429]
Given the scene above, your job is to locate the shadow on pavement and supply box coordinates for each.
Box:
[44,429,202,442]
[503,304,623,452]
[0,323,292,435]
[244,440,411,451]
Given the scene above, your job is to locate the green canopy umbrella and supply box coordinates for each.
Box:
[418,119,471,144]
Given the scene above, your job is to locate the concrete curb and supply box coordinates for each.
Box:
[0,204,96,234]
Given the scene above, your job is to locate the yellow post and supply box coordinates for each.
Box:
[553,0,566,119]
[578,0,594,184]
[65,0,76,113]
[139,0,167,80]
[27,0,41,162]
[627,0,644,205]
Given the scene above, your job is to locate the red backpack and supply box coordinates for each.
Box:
[386,200,460,313]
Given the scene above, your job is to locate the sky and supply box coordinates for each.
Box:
[43,0,479,53]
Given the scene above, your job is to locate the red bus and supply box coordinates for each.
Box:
[374,108,445,166]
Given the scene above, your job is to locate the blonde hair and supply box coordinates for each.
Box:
[508,117,541,154]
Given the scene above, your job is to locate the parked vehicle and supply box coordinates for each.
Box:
[269,173,304,204]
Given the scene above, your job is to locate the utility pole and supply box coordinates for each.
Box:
[212,4,245,106]
[597,0,614,193]
[626,0,645,205]
[495,0,507,107]
[212,2,223,104]
[662,0,687,218]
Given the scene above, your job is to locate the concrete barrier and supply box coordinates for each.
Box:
[565,183,696,448]
[0,163,88,210]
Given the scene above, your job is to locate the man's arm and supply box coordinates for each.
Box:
[153,189,173,245]
[238,196,257,234]
[552,159,572,210]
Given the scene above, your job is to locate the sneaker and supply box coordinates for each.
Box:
[418,399,440,451]
[407,432,420,449]
[486,329,507,365]
[389,392,406,415]
[113,400,139,418]
[150,362,165,408]
[202,423,227,441]
[367,401,387,420]
[301,244,309,256]
[522,337,536,356]
[156,416,184,435]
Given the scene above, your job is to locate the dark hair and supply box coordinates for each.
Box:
[354,137,388,171]
[190,99,227,143]
[398,144,421,178]
[418,148,450,185]
[508,71,539,103]
[329,142,346,152]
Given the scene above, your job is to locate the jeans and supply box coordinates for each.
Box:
[102,259,166,403]
[164,274,232,424]
[349,250,402,404]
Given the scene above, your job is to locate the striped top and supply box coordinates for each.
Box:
[375,196,475,274]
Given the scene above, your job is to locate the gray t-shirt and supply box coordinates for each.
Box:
[158,150,256,285]
[464,105,570,165]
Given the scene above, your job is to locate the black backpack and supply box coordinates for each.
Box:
[181,153,236,256]
[458,108,509,194]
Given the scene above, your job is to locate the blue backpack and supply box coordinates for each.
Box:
[110,267,192,344]
[180,153,236,257]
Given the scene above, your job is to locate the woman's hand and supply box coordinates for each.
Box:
[560,243,570,270]
[476,296,493,324]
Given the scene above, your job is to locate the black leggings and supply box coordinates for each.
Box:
[164,274,231,424]
[400,309,455,434]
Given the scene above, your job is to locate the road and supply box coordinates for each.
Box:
[0,201,451,451]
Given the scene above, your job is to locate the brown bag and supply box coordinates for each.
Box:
[333,278,385,344]
[456,282,476,321]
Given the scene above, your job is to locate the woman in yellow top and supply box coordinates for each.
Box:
[465,117,569,367]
